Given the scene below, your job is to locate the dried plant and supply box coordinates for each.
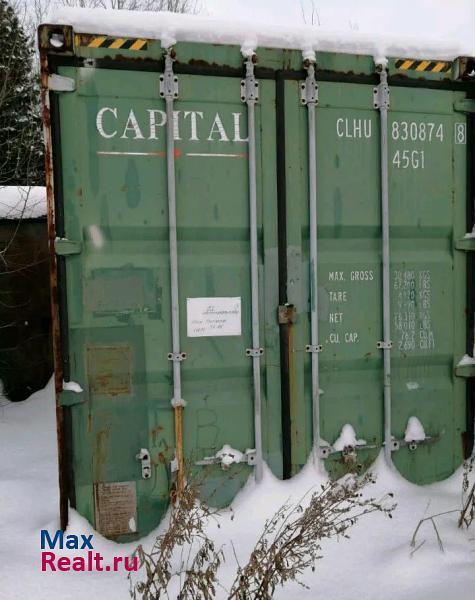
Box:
[227,473,395,599]
[129,467,225,600]
[410,454,475,555]
[130,469,395,600]
[459,454,475,529]
[410,508,459,555]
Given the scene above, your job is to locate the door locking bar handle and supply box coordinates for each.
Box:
[135,448,151,479]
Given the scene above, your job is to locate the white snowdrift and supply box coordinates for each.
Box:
[0,186,46,220]
[1,380,474,600]
[47,7,468,61]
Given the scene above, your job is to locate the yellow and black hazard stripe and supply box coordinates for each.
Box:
[395,59,451,73]
[75,34,148,51]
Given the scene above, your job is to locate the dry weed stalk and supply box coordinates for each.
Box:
[130,470,394,600]
[129,470,224,600]
[411,455,475,556]
[227,473,395,599]
[459,454,475,529]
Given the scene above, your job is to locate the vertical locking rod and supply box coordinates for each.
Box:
[374,64,392,464]
[161,49,185,492]
[301,57,322,465]
[242,54,263,483]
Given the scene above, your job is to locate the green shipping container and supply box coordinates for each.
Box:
[39,19,475,541]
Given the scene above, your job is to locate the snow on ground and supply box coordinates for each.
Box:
[0,187,46,220]
[0,378,473,599]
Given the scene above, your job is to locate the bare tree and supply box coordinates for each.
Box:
[61,0,200,10]
[300,0,320,27]
[29,0,200,25]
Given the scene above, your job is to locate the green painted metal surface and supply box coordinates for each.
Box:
[285,81,467,481]
[47,34,472,540]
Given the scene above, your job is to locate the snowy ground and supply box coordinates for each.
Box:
[1,378,473,599]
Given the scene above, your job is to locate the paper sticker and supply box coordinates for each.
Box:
[187,297,241,337]
[94,481,137,537]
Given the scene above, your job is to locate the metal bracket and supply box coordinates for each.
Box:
[318,444,332,459]
[455,237,475,251]
[59,389,85,407]
[306,344,323,353]
[159,52,178,100]
[300,64,318,106]
[323,442,378,461]
[246,347,264,357]
[241,56,259,104]
[48,74,76,92]
[171,396,187,408]
[454,99,475,113]
[455,361,475,378]
[135,448,151,479]
[168,352,187,362]
[54,238,82,256]
[278,304,296,325]
[377,340,393,349]
[373,74,390,109]
[195,448,256,469]
[389,433,442,452]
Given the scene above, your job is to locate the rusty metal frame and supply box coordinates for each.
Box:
[38,25,74,531]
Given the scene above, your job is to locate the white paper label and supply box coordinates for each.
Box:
[187,297,241,337]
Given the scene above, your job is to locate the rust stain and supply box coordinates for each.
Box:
[174,406,184,498]
[285,305,298,475]
[94,427,111,483]
[40,43,68,532]
[150,424,164,445]
[87,346,132,396]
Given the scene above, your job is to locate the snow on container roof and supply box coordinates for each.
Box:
[0,187,47,220]
[47,7,469,62]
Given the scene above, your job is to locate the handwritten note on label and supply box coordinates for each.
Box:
[187,297,241,337]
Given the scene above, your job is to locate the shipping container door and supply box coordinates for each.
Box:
[174,73,281,503]
[388,86,467,482]
[54,65,281,540]
[284,78,467,482]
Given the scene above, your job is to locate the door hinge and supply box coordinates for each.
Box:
[241,56,259,104]
[300,64,318,106]
[59,390,85,407]
[55,238,82,256]
[48,74,76,92]
[455,359,475,377]
[159,52,178,100]
[373,75,390,109]
[454,99,475,113]
[455,236,475,251]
